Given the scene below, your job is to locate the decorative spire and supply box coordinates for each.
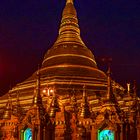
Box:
[104,64,118,105]
[49,92,60,118]
[66,0,74,4]
[127,83,130,93]
[107,66,112,100]
[126,83,131,96]
[105,65,122,114]
[32,68,45,120]
[71,92,78,113]
[3,92,13,119]
[79,85,90,118]
[33,68,42,106]
[54,0,85,46]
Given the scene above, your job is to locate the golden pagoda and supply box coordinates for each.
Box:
[0,0,139,139]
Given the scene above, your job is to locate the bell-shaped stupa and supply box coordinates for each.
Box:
[0,0,107,111]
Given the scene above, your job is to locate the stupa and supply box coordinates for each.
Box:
[0,0,139,140]
[0,0,109,111]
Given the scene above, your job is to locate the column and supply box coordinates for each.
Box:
[91,125,97,140]
[120,125,124,140]
[20,130,24,140]
[137,126,140,140]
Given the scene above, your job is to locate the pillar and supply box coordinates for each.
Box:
[137,126,140,140]
[91,125,97,140]
[120,125,124,140]
[20,130,24,140]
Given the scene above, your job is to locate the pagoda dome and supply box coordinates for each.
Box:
[3,0,107,106]
[40,0,106,81]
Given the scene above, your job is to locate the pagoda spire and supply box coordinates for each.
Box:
[71,92,78,113]
[79,85,90,118]
[127,83,131,96]
[3,92,13,119]
[49,91,60,118]
[33,69,42,106]
[32,68,45,122]
[104,65,117,104]
[66,0,74,4]
[107,66,112,101]
[54,0,85,46]
[103,65,122,116]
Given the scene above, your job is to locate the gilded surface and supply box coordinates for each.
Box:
[0,0,139,140]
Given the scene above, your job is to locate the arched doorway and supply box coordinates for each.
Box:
[24,128,32,140]
[98,129,114,140]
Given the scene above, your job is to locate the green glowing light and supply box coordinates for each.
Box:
[98,130,114,140]
[24,128,32,140]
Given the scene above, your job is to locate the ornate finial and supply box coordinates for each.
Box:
[66,0,74,4]
[79,86,90,118]
[83,85,86,97]
[126,83,131,97]
[49,92,60,118]
[71,92,78,112]
[53,0,85,46]
[107,65,112,100]
[33,68,42,106]
[3,93,13,119]
[127,83,130,93]
[32,68,45,120]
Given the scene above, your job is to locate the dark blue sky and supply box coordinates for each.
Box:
[0,0,139,96]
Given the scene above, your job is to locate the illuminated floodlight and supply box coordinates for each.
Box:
[50,89,54,93]
[42,89,47,93]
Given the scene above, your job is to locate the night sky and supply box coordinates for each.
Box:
[0,0,139,96]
